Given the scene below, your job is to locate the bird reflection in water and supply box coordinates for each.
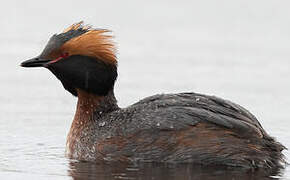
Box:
[68,160,284,180]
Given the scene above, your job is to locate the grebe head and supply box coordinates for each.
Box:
[21,22,117,96]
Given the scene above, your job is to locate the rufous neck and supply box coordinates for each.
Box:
[66,89,119,156]
[74,89,119,124]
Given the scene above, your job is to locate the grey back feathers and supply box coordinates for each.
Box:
[109,92,265,138]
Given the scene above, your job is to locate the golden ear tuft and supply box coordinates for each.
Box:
[62,21,91,33]
[61,22,117,65]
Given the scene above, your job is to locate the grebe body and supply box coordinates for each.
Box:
[21,22,285,169]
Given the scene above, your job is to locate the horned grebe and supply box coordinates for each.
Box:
[21,22,285,169]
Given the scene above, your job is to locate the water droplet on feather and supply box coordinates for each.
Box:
[99,121,106,127]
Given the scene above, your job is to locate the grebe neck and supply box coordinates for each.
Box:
[69,88,119,139]
[66,89,119,156]
[73,89,119,124]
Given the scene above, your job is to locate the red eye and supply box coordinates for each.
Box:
[61,52,69,58]
[47,53,69,65]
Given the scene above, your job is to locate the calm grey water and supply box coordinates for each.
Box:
[0,0,289,179]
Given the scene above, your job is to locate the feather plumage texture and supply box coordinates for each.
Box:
[67,92,286,169]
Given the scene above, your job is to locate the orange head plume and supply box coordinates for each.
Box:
[60,21,117,65]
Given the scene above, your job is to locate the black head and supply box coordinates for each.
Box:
[21,22,118,96]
